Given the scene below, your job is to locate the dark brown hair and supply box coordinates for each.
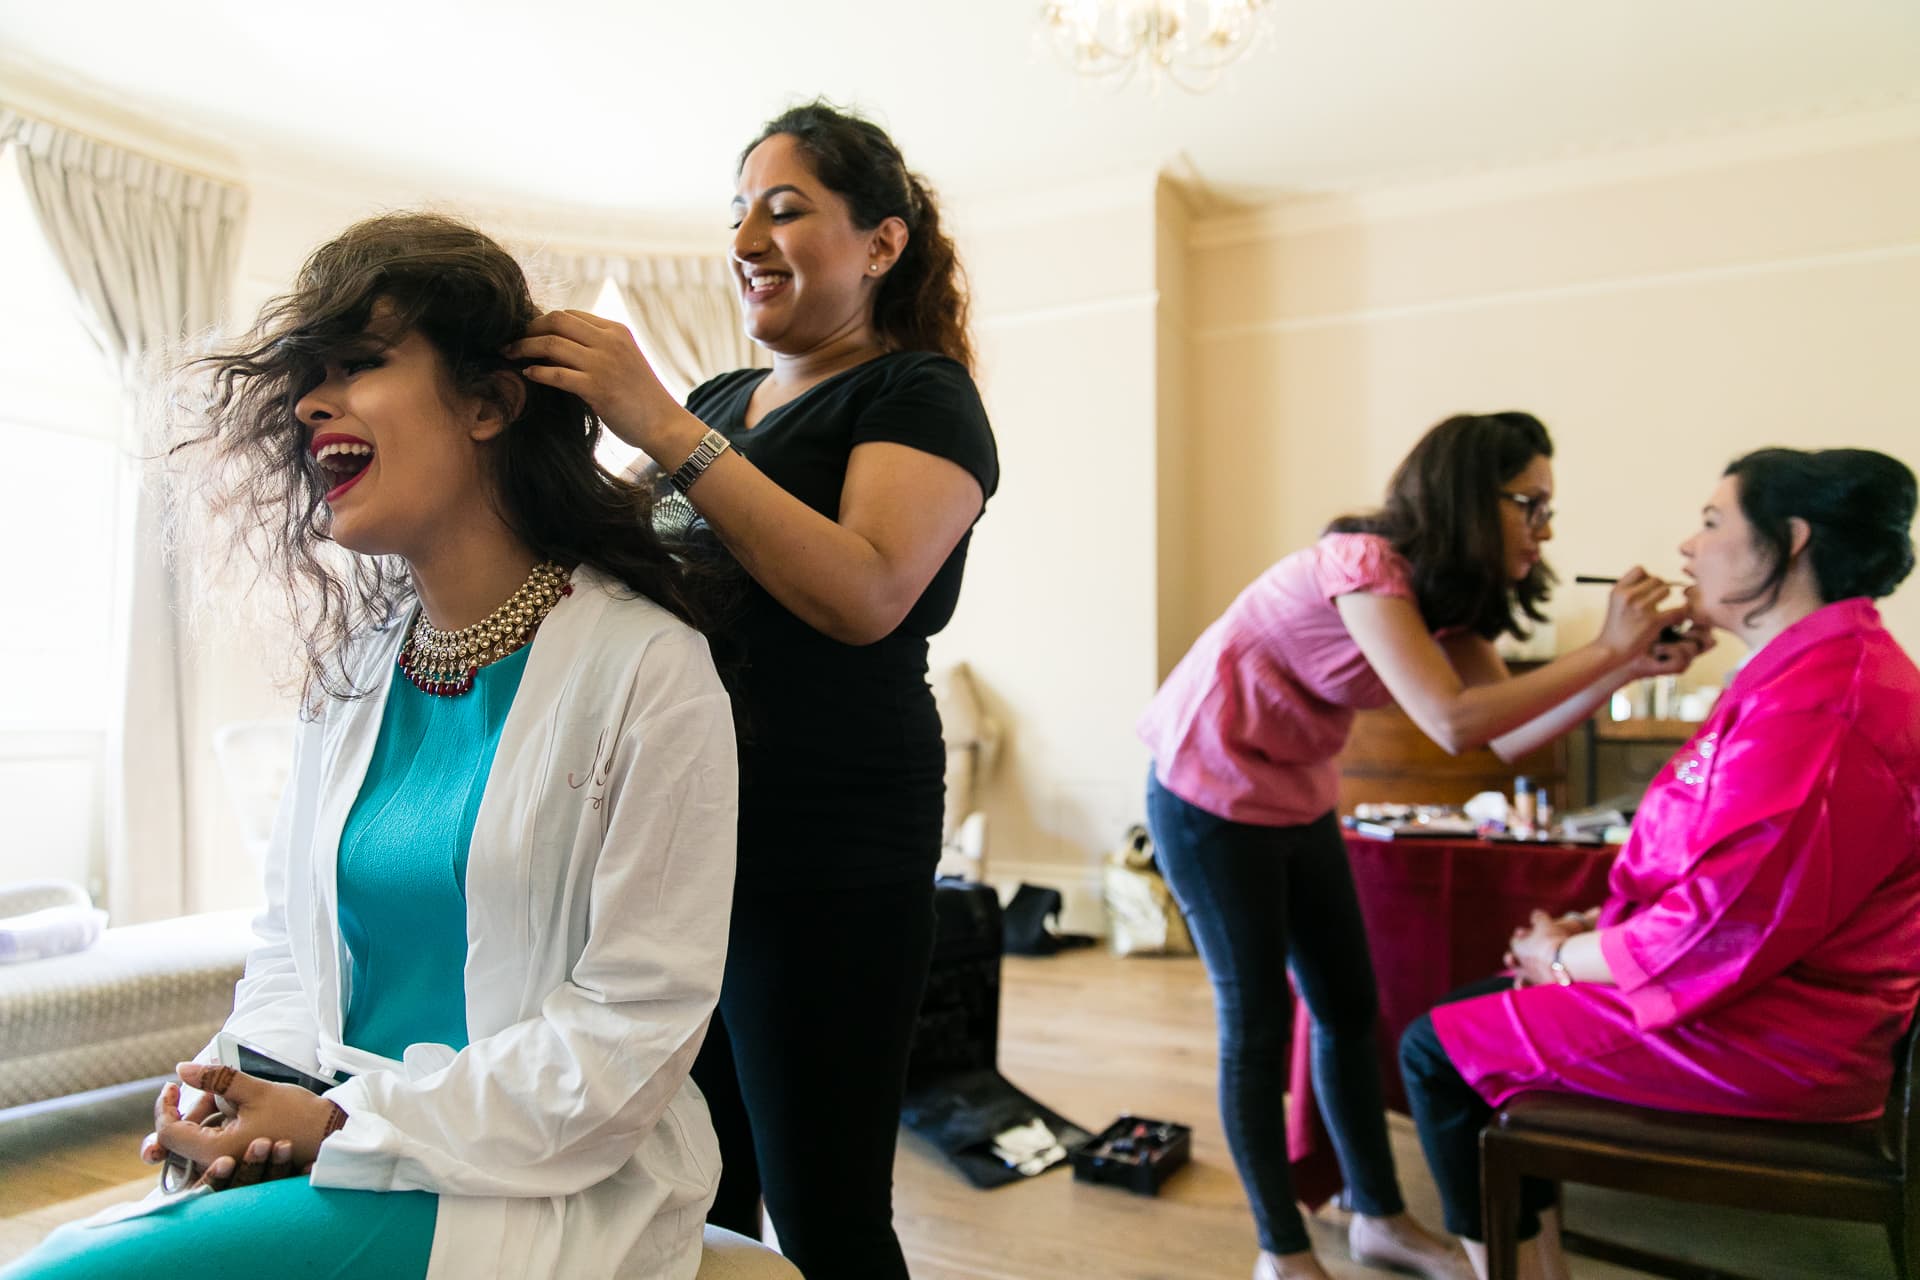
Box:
[176,211,707,702]
[1722,446,1916,618]
[743,100,973,372]
[1326,411,1556,640]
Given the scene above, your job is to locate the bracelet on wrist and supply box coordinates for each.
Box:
[1549,941,1575,986]
[669,429,732,494]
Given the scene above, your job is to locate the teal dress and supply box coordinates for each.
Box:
[4,650,530,1280]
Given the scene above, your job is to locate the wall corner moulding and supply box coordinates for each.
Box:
[949,166,1162,237]
[1187,96,1920,252]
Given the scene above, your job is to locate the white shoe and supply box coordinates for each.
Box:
[1348,1213,1475,1280]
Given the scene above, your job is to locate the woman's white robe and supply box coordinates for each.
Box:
[215,568,738,1279]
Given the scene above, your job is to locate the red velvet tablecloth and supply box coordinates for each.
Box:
[1285,833,1618,1206]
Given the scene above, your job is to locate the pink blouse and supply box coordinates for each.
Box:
[1434,598,1920,1122]
[1138,533,1420,826]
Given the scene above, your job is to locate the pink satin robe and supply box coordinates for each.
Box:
[1433,598,1920,1121]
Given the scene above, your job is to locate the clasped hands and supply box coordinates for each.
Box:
[141,1062,341,1193]
[1505,908,1597,988]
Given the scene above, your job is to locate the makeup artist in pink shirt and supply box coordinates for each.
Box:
[1401,446,1920,1280]
[1138,411,1702,1280]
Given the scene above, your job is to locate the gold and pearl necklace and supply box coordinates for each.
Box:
[398,561,572,697]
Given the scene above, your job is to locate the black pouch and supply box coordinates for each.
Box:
[902,1067,1094,1189]
[1001,882,1098,956]
[905,879,1089,1187]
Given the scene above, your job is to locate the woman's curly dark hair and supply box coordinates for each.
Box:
[174,211,708,703]
[1326,411,1557,641]
[744,100,973,372]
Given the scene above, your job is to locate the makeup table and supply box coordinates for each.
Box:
[1286,832,1620,1206]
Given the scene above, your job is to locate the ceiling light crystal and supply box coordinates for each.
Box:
[1039,0,1273,93]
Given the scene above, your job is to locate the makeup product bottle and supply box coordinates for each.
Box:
[1511,776,1536,839]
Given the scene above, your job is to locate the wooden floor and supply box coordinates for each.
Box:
[0,1081,163,1262]
[0,947,1664,1279]
[892,950,1650,1280]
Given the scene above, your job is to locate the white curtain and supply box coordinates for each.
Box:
[543,250,611,314]
[610,253,769,389]
[548,250,769,393]
[0,109,247,923]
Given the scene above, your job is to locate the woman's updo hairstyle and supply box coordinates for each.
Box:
[742,100,972,372]
[1724,447,1917,610]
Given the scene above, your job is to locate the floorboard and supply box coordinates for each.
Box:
[4,948,1879,1277]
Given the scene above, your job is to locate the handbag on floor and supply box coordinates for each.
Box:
[1103,824,1194,957]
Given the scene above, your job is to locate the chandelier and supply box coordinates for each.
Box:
[1039,0,1273,92]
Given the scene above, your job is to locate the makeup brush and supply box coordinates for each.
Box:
[1575,576,1692,641]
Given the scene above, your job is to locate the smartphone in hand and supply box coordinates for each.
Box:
[214,1033,341,1096]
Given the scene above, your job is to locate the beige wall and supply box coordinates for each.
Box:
[932,178,1164,932]
[1185,123,1920,693]
[1154,177,1197,680]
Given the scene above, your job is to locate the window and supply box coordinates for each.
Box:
[0,163,126,894]
[585,277,690,478]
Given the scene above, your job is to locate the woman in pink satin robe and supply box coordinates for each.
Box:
[1399,446,1920,1280]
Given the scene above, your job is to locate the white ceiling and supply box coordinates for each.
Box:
[4,0,1918,223]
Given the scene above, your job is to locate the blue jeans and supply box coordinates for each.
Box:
[1400,977,1557,1242]
[1146,771,1405,1254]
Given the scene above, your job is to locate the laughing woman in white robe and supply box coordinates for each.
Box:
[0,213,737,1280]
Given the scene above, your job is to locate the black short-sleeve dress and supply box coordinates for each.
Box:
[684,351,999,891]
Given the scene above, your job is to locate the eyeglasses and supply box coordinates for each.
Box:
[1500,491,1555,532]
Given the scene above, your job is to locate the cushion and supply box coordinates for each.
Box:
[0,880,102,965]
[0,879,90,919]
[0,904,107,965]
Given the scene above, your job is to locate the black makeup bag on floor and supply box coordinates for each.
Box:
[903,878,1091,1188]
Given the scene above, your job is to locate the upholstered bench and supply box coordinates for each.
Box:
[0,908,255,1112]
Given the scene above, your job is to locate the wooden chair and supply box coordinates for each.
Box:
[1480,1024,1919,1280]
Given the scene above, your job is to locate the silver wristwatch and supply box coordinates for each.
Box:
[669,429,733,494]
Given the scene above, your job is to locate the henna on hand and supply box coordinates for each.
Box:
[159,1063,345,1187]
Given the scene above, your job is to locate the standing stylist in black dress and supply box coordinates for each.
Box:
[509,101,999,1278]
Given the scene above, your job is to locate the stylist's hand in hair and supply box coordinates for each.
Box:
[1599,567,1691,662]
[507,311,680,458]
